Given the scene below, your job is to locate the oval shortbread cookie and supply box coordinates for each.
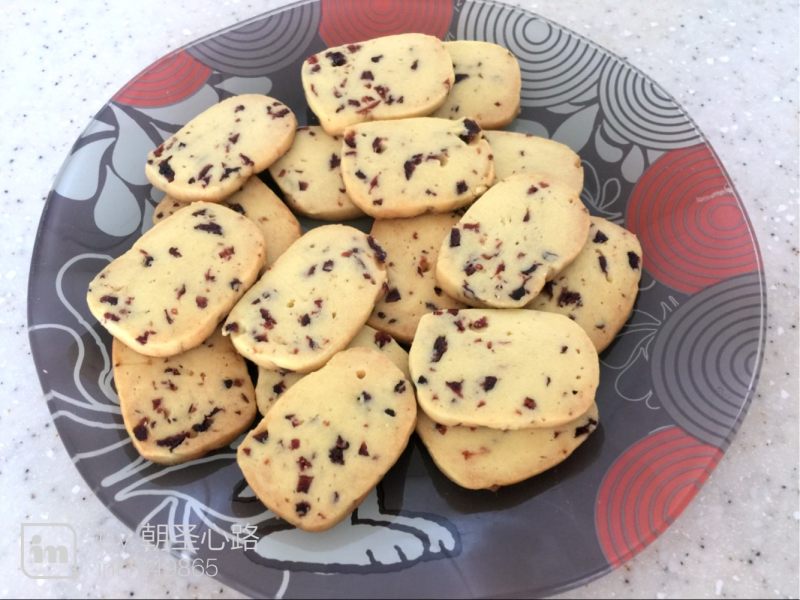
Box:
[152,177,301,269]
[224,225,388,372]
[237,347,417,531]
[301,33,454,135]
[436,174,590,308]
[114,329,257,465]
[268,126,364,220]
[409,309,599,430]
[483,130,584,196]
[431,41,521,129]
[529,217,643,352]
[145,94,297,202]
[367,212,467,343]
[341,117,495,218]
[416,403,599,490]
[255,324,410,416]
[87,202,266,357]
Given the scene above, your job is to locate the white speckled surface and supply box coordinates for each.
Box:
[1,1,797,598]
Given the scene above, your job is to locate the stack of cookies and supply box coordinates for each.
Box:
[86,33,643,532]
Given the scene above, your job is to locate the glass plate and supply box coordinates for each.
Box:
[27,0,765,597]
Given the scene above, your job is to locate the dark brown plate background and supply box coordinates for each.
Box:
[28,0,765,597]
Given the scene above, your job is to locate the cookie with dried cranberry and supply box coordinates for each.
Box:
[152,177,301,269]
[341,117,494,218]
[301,33,454,136]
[408,309,599,430]
[114,329,257,465]
[367,212,467,343]
[224,225,387,373]
[87,202,266,357]
[529,217,643,352]
[431,41,521,129]
[416,402,599,490]
[238,347,417,532]
[436,174,590,308]
[255,324,410,416]
[145,94,296,202]
[483,130,584,196]
[268,126,364,220]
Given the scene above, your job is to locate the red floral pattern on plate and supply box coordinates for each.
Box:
[626,144,757,294]
[114,51,211,108]
[319,0,453,46]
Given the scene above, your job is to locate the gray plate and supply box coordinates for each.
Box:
[28,0,766,597]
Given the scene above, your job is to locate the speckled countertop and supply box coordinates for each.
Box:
[1,1,797,598]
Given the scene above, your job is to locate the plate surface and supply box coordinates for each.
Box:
[28,0,765,597]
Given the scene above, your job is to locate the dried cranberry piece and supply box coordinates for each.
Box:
[192,407,222,433]
[156,432,188,451]
[403,153,423,180]
[325,50,347,66]
[384,408,396,417]
[593,230,608,244]
[557,289,582,307]
[394,380,406,394]
[194,222,223,235]
[431,336,448,362]
[358,442,369,456]
[133,418,148,441]
[470,316,488,329]
[446,380,463,397]
[367,236,387,263]
[328,435,350,465]
[523,397,537,410]
[297,475,313,493]
[458,119,481,144]
[385,288,401,302]
[260,309,277,329]
[100,295,118,305]
[253,430,269,443]
[598,254,608,274]
[482,376,498,391]
[329,153,341,169]
[574,418,598,438]
[455,180,467,194]
[158,157,175,182]
[295,501,311,517]
[521,262,540,276]
[450,228,461,247]
[627,251,640,269]
[195,296,208,308]
[374,330,392,348]
[509,285,528,301]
